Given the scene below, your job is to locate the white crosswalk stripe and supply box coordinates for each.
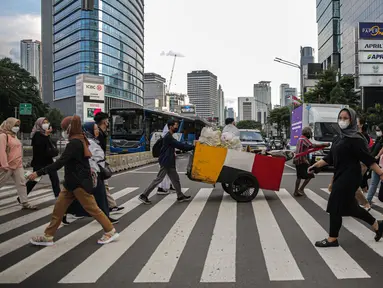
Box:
[1,185,383,285]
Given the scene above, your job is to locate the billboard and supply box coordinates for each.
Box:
[358,51,383,63]
[359,39,383,51]
[359,63,383,74]
[180,105,195,114]
[83,102,105,122]
[290,105,303,146]
[359,23,383,39]
[359,75,383,87]
[83,83,104,101]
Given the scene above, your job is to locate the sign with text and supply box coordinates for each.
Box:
[359,39,383,51]
[290,105,303,147]
[359,22,383,39]
[359,63,383,74]
[83,83,105,101]
[83,102,105,122]
[359,51,383,63]
[180,105,196,114]
[19,103,32,115]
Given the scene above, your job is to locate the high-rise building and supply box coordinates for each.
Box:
[238,97,256,121]
[340,0,383,75]
[187,70,218,119]
[279,83,289,106]
[20,39,42,94]
[41,0,144,115]
[227,107,235,119]
[217,85,225,125]
[166,92,186,113]
[316,0,341,70]
[253,81,271,124]
[279,84,297,106]
[144,73,166,110]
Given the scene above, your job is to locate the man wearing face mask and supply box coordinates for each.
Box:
[138,119,194,204]
[293,127,329,197]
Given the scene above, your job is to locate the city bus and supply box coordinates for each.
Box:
[109,108,210,154]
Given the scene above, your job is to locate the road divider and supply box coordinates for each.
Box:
[106,151,157,172]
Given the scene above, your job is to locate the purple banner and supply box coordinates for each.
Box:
[290,105,303,146]
[359,22,383,39]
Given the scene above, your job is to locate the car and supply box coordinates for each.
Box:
[239,129,268,152]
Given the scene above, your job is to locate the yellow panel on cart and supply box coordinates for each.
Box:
[191,142,228,184]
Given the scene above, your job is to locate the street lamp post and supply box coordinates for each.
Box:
[274,57,304,102]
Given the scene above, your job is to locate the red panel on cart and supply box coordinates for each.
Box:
[251,154,285,191]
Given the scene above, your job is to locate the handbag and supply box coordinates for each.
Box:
[47,137,59,158]
[97,159,112,180]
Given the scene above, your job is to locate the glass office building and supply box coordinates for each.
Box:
[42,0,144,114]
[316,0,341,70]
[340,0,383,75]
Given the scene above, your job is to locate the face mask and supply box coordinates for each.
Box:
[11,127,19,133]
[62,131,69,139]
[338,120,350,130]
[42,123,50,130]
[377,131,382,137]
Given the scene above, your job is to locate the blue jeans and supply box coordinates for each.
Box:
[367,170,380,203]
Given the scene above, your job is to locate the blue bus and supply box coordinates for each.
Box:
[109,108,211,154]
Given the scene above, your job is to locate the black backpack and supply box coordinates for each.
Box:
[152,137,163,158]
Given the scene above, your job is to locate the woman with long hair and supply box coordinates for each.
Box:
[309,108,383,247]
[28,115,119,246]
[0,117,36,209]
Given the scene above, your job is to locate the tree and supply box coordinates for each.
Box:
[268,106,290,136]
[236,120,262,130]
[0,57,48,132]
[46,108,64,132]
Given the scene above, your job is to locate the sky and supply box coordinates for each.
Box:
[0,0,318,113]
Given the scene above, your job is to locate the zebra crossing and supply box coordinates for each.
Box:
[1,183,383,286]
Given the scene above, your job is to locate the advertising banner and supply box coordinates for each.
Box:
[180,105,195,114]
[290,105,303,147]
[359,51,383,63]
[83,102,105,122]
[359,39,383,51]
[83,83,105,101]
[359,75,383,87]
[359,23,383,39]
[359,63,383,74]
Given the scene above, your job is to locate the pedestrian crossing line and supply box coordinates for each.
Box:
[305,189,383,258]
[0,187,139,259]
[0,187,141,284]
[276,189,370,279]
[0,187,138,237]
[0,185,14,192]
[59,188,189,284]
[134,188,213,283]
[0,188,52,208]
[200,193,236,283]
[0,194,56,217]
[252,190,304,281]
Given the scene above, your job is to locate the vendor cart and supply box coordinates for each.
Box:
[186,142,286,202]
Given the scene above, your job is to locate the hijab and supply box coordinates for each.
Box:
[82,122,98,142]
[30,117,47,138]
[0,117,20,137]
[338,108,365,141]
[61,115,92,158]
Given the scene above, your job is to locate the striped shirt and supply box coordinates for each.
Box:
[294,136,312,165]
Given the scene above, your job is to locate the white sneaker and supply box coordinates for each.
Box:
[97,228,119,244]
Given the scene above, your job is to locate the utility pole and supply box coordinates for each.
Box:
[14,107,17,118]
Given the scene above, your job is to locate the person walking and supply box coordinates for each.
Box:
[62,122,119,225]
[94,112,124,213]
[23,117,61,202]
[293,127,329,197]
[366,124,383,203]
[27,115,119,246]
[157,123,175,195]
[138,119,194,204]
[0,117,36,210]
[309,108,383,247]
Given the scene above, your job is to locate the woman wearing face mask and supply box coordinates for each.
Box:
[366,124,383,203]
[0,118,36,210]
[23,117,60,202]
[309,108,383,247]
[62,122,119,225]
[27,115,119,246]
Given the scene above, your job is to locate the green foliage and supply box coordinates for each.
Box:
[0,57,48,132]
[362,104,383,127]
[46,108,64,132]
[268,106,290,136]
[236,120,262,130]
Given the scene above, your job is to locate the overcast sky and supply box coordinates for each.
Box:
[0,0,318,113]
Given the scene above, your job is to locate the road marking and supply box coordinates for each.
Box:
[200,193,236,283]
[252,190,304,281]
[0,187,140,284]
[0,185,14,192]
[0,194,56,217]
[59,188,189,284]
[276,189,369,279]
[285,164,296,170]
[135,188,213,283]
[306,189,383,258]
[0,188,52,208]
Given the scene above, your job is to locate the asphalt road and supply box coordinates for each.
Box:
[1,155,383,288]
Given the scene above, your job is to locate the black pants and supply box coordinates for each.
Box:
[26,166,61,198]
[329,207,376,237]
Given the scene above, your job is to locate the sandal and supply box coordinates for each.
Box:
[22,203,38,210]
[315,238,339,248]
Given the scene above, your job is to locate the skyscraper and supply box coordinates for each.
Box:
[279,84,297,106]
[253,81,271,124]
[217,85,225,125]
[279,83,289,106]
[187,70,218,119]
[20,39,41,94]
[41,0,144,115]
[144,73,166,110]
[316,0,341,70]
[238,97,256,121]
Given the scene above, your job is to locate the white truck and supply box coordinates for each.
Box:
[290,103,349,165]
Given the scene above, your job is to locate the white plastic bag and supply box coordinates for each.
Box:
[199,127,221,146]
[159,175,171,190]
[221,132,242,151]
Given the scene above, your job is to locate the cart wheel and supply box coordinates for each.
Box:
[221,183,230,193]
[227,174,259,202]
